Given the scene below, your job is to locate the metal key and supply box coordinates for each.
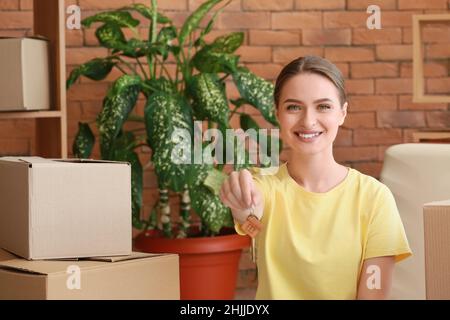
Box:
[241,206,262,264]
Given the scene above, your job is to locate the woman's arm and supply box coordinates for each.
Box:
[357,256,395,300]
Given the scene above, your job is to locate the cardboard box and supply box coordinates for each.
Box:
[0,37,50,111]
[424,200,450,300]
[0,157,132,260]
[0,249,180,300]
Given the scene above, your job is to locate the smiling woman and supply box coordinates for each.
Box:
[219,56,412,300]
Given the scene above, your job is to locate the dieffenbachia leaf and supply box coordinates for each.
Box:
[142,77,176,98]
[121,3,170,24]
[179,0,222,46]
[66,57,116,89]
[82,11,140,28]
[109,132,144,230]
[144,93,193,192]
[72,122,95,159]
[189,185,234,234]
[192,33,243,74]
[203,167,228,195]
[95,23,126,50]
[157,26,178,60]
[97,75,141,159]
[232,67,279,126]
[189,73,230,126]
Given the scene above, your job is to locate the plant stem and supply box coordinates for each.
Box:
[177,185,191,239]
[136,58,149,80]
[159,188,172,238]
[116,57,137,75]
[115,64,128,75]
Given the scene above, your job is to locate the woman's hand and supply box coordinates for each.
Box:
[219,169,264,224]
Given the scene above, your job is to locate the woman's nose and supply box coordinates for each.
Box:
[299,109,317,129]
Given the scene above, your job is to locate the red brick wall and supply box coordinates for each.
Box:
[1,0,449,299]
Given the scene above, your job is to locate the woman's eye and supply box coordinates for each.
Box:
[318,104,331,110]
[287,104,301,110]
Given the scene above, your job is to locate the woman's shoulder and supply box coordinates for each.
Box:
[349,167,392,198]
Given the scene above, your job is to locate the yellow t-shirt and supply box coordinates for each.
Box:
[235,162,412,300]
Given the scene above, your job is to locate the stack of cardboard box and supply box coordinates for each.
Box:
[0,157,180,300]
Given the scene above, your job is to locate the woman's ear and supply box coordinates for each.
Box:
[339,102,348,126]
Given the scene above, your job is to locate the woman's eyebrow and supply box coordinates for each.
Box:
[283,98,333,104]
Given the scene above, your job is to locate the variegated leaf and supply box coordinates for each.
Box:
[72,122,95,159]
[66,57,116,89]
[97,75,141,159]
[82,11,140,28]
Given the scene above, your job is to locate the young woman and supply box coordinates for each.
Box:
[219,56,412,300]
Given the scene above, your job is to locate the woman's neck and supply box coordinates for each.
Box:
[286,150,348,193]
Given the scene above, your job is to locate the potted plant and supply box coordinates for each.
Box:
[67,0,281,299]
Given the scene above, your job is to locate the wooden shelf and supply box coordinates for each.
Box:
[0,110,62,119]
[0,0,68,157]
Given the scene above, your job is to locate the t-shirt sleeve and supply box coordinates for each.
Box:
[364,184,412,263]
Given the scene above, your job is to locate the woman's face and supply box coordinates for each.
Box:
[276,72,347,157]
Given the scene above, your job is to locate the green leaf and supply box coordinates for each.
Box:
[211,32,244,53]
[82,11,140,28]
[157,26,178,60]
[72,122,95,159]
[109,135,144,230]
[66,57,116,89]
[95,23,126,50]
[141,77,175,97]
[192,46,239,74]
[203,168,228,195]
[97,75,141,159]
[179,0,222,46]
[144,93,193,192]
[189,185,233,234]
[189,73,230,126]
[120,38,162,58]
[233,67,279,126]
[121,3,170,24]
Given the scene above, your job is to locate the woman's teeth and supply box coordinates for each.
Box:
[296,132,322,139]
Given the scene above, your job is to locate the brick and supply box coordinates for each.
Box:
[376,78,412,94]
[66,47,109,65]
[295,0,345,10]
[325,47,374,62]
[377,145,390,161]
[382,11,422,27]
[342,112,376,129]
[426,111,450,128]
[347,0,396,10]
[422,24,450,43]
[400,62,448,78]
[346,79,374,94]
[354,128,402,145]
[377,111,426,128]
[335,128,353,146]
[334,146,378,162]
[161,12,190,28]
[335,63,349,78]
[272,12,322,30]
[78,0,136,10]
[218,12,271,29]
[399,95,448,110]
[249,30,300,46]
[0,119,35,138]
[190,0,241,11]
[426,78,450,94]
[242,0,293,11]
[66,29,84,47]
[302,29,351,45]
[273,47,324,63]
[0,0,19,10]
[351,62,398,78]
[376,45,412,60]
[67,101,82,121]
[352,28,402,44]
[324,12,367,28]
[353,162,383,178]
[67,83,110,101]
[348,95,397,111]
[246,63,283,80]
[402,27,412,43]
[0,11,32,29]
[235,46,272,62]
[0,138,29,156]
[19,0,31,10]
[398,0,447,9]
[426,44,450,59]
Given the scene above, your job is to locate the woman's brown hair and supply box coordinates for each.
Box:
[274,56,347,108]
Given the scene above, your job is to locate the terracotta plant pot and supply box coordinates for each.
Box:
[134,228,251,300]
